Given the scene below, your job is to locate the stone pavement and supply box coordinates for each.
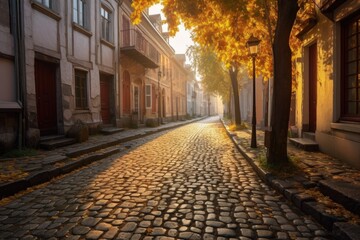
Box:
[0,118,204,199]
[222,119,360,240]
[0,117,331,239]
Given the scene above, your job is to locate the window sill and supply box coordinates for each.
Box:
[331,122,360,134]
[101,38,115,48]
[0,101,22,111]
[31,1,61,21]
[73,23,92,37]
[74,109,91,114]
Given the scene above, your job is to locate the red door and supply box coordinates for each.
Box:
[309,43,317,132]
[100,75,111,124]
[35,60,58,135]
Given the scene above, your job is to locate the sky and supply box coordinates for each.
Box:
[148,4,193,55]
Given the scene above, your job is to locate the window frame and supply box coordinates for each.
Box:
[34,0,57,11]
[145,84,152,109]
[74,69,88,110]
[73,0,88,29]
[0,0,11,29]
[100,5,112,42]
[341,11,360,122]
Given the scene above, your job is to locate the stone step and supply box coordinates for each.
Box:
[40,135,66,143]
[303,132,316,141]
[39,137,76,150]
[101,127,125,135]
[319,179,360,216]
[289,137,319,152]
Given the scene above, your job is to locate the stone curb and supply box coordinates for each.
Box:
[221,119,360,240]
[0,117,206,200]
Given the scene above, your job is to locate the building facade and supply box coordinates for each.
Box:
[0,0,25,151]
[1,0,193,151]
[119,1,188,127]
[1,0,120,151]
[295,0,360,168]
[172,55,187,120]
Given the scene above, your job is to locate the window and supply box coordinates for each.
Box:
[101,6,112,42]
[134,86,139,113]
[342,13,360,121]
[0,0,10,28]
[145,84,152,108]
[152,84,156,113]
[35,0,55,10]
[73,0,87,28]
[75,69,88,109]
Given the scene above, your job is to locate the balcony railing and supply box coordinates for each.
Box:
[120,29,160,68]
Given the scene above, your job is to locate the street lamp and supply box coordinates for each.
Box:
[158,70,162,126]
[246,34,260,148]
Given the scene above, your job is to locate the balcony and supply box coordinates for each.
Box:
[120,29,160,68]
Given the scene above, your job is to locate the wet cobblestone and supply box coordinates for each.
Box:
[0,117,331,239]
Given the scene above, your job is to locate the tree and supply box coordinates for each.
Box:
[186,45,231,102]
[267,0,299,164]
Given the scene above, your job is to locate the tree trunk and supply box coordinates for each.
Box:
[229,67,241,127]
[267,0,299,165]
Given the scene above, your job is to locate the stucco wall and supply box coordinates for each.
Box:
[23,0,118,133]
[296,4,360,169]
[295,11,335,134]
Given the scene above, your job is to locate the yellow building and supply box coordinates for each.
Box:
[295,0,360,168]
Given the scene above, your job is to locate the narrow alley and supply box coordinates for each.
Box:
[0,117,330,239]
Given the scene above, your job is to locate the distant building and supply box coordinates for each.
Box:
[186,66,196,117]
[119,1,188,126]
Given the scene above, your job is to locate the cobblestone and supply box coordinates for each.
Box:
[0,117,331,238]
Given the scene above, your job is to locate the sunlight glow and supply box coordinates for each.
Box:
[149,4,194,56]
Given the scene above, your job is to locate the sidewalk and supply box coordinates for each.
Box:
[222,119,360,240]
[0,117,205,200]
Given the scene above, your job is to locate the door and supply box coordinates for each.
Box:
[162,89,166,119]
[134,85,139,114]
[123,71,131,114]
[309,43,317,132]
[35,60,58,135]
[100,75,111,124]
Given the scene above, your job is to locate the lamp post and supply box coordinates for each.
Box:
[246,35,260,148]
[158,70,162,126]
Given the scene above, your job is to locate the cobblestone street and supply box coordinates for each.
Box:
[0,117,330,239]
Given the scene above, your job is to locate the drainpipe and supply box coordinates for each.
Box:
[11,0,27,149]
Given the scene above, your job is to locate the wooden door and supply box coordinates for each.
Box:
[123,71,131,114]
[35,60,57,135]
[162,89,166,119]
[100,75,111,124]
[309,43,317,132]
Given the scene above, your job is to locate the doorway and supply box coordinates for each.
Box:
[123,71,131,115]
[133,85,140,120]
[308,43,317,132]
[35,59,58,135]
[162,89,166,120]
[100,74,112,125]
